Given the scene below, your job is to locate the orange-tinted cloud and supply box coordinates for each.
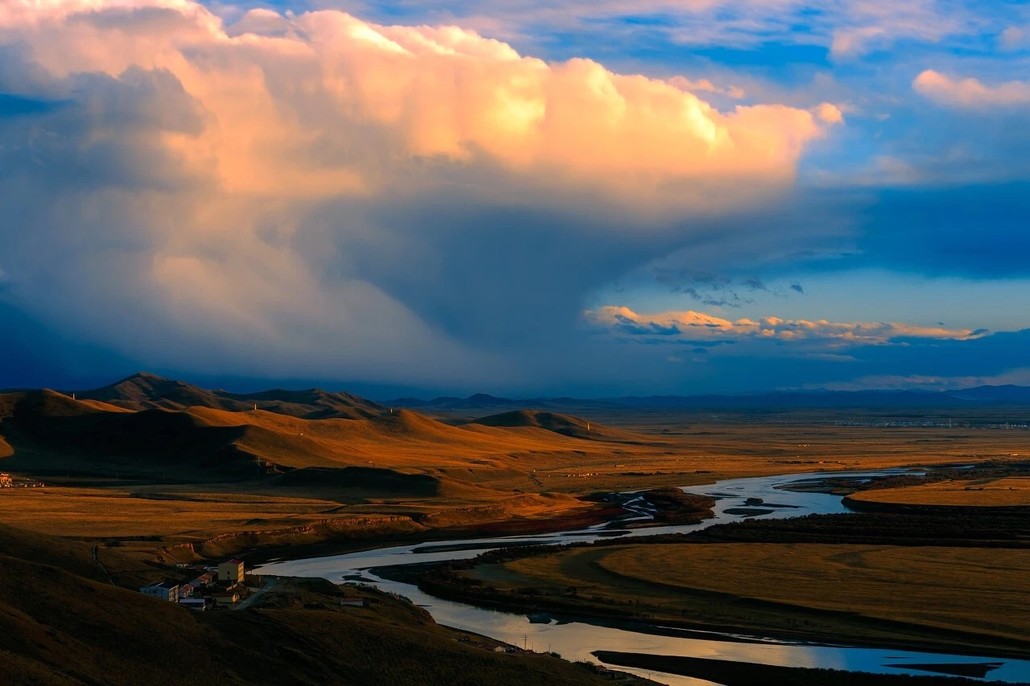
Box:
[0,0,843,385]
[5,1,838,209]
[914,70,1030,108]
[585,305,985,344]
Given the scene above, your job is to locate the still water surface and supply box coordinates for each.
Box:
[257,470,1030,686]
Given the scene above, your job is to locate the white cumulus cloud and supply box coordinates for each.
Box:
[0,0,841,386]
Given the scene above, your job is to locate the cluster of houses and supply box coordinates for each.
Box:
[0,473,45,488]
[140,559,248,610]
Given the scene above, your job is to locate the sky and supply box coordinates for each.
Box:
[1,0,1029,397]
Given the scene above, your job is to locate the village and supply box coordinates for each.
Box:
[140,558,252,610]
[0,472,46,488]
[138,558,377,613]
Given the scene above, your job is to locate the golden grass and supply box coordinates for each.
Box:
[26,393,1030,487]
[599,543,1030,640]
[522,422,1030,494]
[849,477,1030,507]
[8,392,1029,493]
[3,401,1029,561]
[188,406,612,472]
[0,484,595,560]
[0,487,342,538]
[480,543,1030,646]
[77,399,133,413]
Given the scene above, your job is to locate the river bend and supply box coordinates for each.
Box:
[257,470,1030,686]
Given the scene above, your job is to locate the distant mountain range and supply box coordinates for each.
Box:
[3,373,1028,414]
[2,370,1030,414]
[388,385,1030,411]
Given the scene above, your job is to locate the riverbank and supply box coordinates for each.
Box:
[592,652,1011,686]
[236,501,637,566]
[253,466,1030,686]
[412,505,1030,661]
[189,486,714,567]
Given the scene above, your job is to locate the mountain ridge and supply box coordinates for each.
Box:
[71,372,384,420]
[5,373,1028,412]
[386,385,1030,411]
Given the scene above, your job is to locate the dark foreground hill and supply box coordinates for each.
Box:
[0,522,621,686]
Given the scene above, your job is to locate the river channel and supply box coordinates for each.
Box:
[256,470,1030,685]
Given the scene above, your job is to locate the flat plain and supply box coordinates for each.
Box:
[453,542,1030,650]
[849,476,1030,507]
[3,381,1028,560]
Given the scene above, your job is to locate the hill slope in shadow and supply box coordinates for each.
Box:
[0,522,613,686]
[76,372,384,419]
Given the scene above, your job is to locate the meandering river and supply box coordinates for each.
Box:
[257,470,1030,685]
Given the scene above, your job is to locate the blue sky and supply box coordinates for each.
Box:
[0,0,1028,396]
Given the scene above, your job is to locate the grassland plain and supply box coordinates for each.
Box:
[3,383,1028,562]
[431,544,1030,657]
[427,490,1030,660]
[847,476,1030,507]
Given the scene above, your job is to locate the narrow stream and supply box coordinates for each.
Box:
[257,470,1030,686]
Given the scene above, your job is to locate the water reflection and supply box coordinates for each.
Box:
[257,470,1030,685]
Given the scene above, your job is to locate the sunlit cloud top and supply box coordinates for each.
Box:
[3,0,840,208]
[585,306,987,345]
[0,0,1028,396]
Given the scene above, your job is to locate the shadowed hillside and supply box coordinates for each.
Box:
[269,466,441,497]
[0,390,260,479]
[0,521,155,586]
[0,522,622,686]
[74,372,384,419]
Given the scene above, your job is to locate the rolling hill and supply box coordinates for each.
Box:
[74,372,385,419]
[469,409,629,440]
[0,390,261,479]
[0,379,650,486]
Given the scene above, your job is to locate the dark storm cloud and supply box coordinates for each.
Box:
[854,183,1030,278]
[0,1,842,393]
